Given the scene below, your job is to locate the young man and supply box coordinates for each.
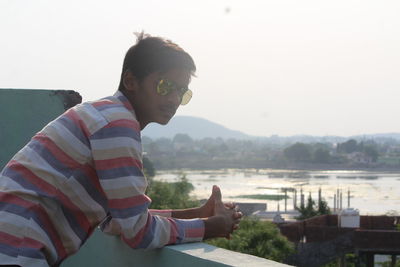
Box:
[0,33,242,267]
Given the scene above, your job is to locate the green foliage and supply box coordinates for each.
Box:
[363,144,379,162]
[145,134,400,169]
[313,148,331,163]
[283,142,335,164]
[172,133,193,144]
[206,217,294,262]
[296,195,318,220]
[296,194,331,220]
[141,134,400,169]
[337,139,359,153]
[143,156,156,177]
[284,143,312,162]
[336,139,379,163]
[146,175,200,209]
[144,157,200,210]
[317,197,331,215]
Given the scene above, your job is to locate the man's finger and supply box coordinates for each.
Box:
[212,185,222,203]
[233,211,243,219]
[224,202,235,209]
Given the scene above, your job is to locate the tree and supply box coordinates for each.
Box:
[317,197,331,215]
[172,133,193,144]
[296,195,318,220]
[363,145,379,162]
[337,139,358,154]
[146,175,199,209]
[143,156,156,177]
[154,137,173,152]
[143,156,199,209]
[206,217,294,263]
[284,143,312,162]
[313,148,331,163]
[296,194,331,220]
[141,136,153,145]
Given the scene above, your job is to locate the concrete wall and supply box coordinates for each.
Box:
[61,229,290,267]
[0,89,81,169]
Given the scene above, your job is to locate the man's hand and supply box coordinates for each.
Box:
[199,185,241,218]
[202,185,243,239]
[169,185,242,220]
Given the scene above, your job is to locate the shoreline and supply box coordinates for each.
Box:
[150,157,400,173]
[154,165,400,173]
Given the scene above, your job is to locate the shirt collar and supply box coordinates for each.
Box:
[113,90,137,117]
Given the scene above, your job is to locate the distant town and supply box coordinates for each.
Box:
[142,116,400,171]
[143,133,400,171]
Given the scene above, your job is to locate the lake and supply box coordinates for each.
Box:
[154,169,400,215]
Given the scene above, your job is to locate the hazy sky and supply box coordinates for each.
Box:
[1,0,400,137]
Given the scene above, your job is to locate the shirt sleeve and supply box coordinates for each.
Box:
[149,209,172,217]
[89,119,204,249]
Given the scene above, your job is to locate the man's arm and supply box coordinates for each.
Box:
[150,185,242,239]
[90,118,205,248]
[201,186,242,239]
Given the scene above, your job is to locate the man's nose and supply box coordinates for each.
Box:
[166,89,182,107]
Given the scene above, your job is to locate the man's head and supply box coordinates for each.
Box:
[118,33,196,129]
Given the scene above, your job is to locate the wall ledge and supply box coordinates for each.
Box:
[62,229,290,267]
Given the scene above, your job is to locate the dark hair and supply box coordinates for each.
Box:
[118,32,196,91]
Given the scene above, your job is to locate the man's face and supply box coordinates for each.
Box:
[127,68,192,129]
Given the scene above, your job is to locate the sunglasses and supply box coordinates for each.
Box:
[156,78,193,105]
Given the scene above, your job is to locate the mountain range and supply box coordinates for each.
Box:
[142,115,400,143]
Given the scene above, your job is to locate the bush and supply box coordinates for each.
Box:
[146,175,200,209]
[206,217,294,263]
[143,156,156,177]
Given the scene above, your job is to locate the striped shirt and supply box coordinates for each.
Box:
[0,91,204,267]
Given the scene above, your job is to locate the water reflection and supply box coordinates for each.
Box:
[154,169,400,215]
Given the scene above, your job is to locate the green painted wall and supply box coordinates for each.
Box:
[0,89,81,169]
[62,230,225,267]
[61,229,288,267]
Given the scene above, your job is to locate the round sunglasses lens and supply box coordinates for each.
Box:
[157,80,169,96]
[180,89,192,105]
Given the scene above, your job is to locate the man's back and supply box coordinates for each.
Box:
[0,92,143,266]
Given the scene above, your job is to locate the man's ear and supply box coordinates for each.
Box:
[122,71,139,92]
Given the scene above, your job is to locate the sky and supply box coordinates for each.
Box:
[1,0,400,137]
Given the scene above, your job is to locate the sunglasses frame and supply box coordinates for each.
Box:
[156,78,192,105]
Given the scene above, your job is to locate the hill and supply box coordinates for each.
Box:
[142,116,250,140]
[142,116,400,144]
